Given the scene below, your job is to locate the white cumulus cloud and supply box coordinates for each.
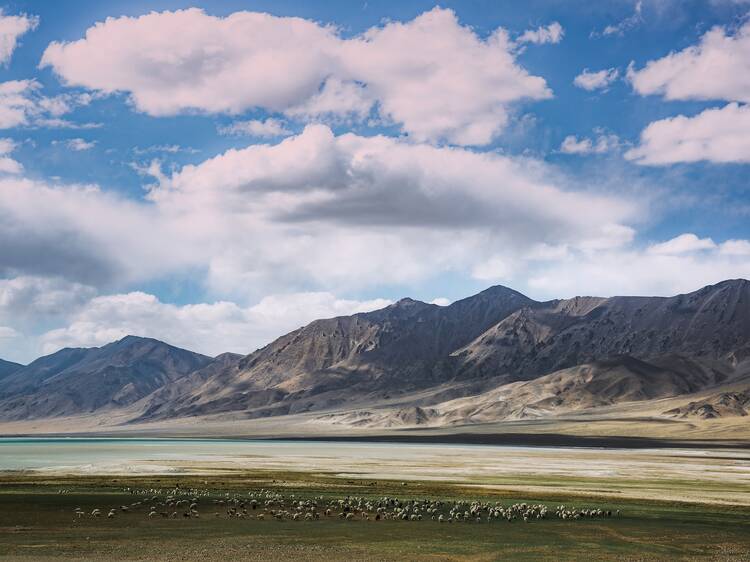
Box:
[593,1,643,38]
[284,77,373,123]
[0,137,22,173]
[627,20,750,166]
[719,239,750,256]
[574,68,619,91]
[0,177,197,286]
[626,103,750,165]
[629,20,750,103]
[0,79,95,129]
[560,132,620,154]
[517,22,564,45]
[55,137,96,151]
[527,233,750,299]
[472,256,512,281]
[647,233,717,255]
[0,124,638,303]
[40,291,391,357]
[0,10,38,65]
[40,7,552,145]
[0,326,19,339]
[218,118,291,137]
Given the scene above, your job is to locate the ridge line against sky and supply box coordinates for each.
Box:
[0,0,749,362]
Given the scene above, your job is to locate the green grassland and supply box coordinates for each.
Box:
[0,471,748,561]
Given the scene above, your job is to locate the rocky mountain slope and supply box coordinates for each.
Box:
[452,279,750,382]
[664,391,750,419]
[317,354,739,428]
[136,279,750,423]
[0,336,211,420]
[443,353,731,421]
[134,285,537,420]
[1,279,749,428]
[0,358,23,381]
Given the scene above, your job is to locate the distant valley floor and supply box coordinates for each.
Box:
[1,399,750,447]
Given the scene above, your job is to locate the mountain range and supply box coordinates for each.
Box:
[2,279,750,433]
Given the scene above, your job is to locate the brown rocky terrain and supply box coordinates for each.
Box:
[664,390,750,419]
[2,279,750,431]
[0,336,211,420]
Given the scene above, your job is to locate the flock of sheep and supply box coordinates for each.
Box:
[70,486,619,525]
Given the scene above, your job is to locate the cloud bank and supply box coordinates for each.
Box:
[40,291,391,357]
[40,7,552,145]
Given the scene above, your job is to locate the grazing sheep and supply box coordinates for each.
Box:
[113,485,619,532]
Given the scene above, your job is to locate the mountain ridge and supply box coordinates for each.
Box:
[0,335,212,420]
[0,358,23,381]
[1,279,749,431]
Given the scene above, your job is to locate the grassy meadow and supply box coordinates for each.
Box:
[0,470,748,561]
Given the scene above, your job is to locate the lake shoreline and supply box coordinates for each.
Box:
[2,431,749,450]
[3,437,749,506]
[268,432,750,450]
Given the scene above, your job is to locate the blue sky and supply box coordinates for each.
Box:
[0,0,749,362]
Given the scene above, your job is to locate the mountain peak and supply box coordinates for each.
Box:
[112,334,159,346]
[688,278,749,293]
[0,333,213,421]
[447,284,535,311]
[681,278,750,300]
[105,335,201,355]
[477,284,532,299]
[390,297,427,308]
[714,278,750,289]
